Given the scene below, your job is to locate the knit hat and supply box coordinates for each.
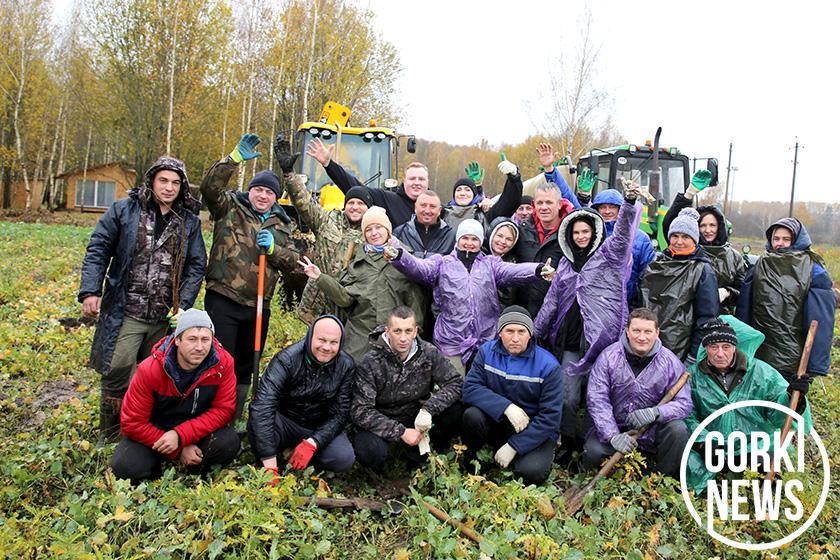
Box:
[249,170,282,198]
[452,177,477,198]
[344,186,374,208]
[456,218,485,245]
[700,319,738,347]
[519,195,533,206]
[361,206,392,237]
[497,305,534,337]
[174,308,215,338]
[668,207,700,244]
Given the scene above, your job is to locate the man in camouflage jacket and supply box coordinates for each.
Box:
[274,135,368,324]
[200,133,300,420]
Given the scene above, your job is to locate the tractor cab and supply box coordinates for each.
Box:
[576,141,718,249]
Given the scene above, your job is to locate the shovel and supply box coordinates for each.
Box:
[563,371,691,515]
[251,251,266,399]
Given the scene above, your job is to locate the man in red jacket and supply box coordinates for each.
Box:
[110,309,239,481]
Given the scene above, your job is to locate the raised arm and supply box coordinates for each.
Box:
[388,248,442,287]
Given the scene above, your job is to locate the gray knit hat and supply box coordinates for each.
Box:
[669,207,700,244]
[497,305,534,337]
[174,308,215,338]
[456,218,485,245]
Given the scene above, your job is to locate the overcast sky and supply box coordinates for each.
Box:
[52,0,840,203]
[365,0,840,204]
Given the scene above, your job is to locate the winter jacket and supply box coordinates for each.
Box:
[587,336,692,450]
[735,218,835,374]
[443,172,524,231]
[200,158,300,306]
[638,246,719,362]
[120,335,235,460]
[79,158,206,375]
[685,316,812,493]
[590,188,657,304]
[391,248,540,364]
[663,194,746,314]
[393,218,455,258]
[352,327,462,441]
[285,171,364,323]
[325,160,416,227]
[535,199,642,375]
[511,199,577,318]
[463,339,563,455]
[315,246,426,359]
[248,317,355,460]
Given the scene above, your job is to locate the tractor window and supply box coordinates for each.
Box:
[298,131,392,193]
[614,156,686,203]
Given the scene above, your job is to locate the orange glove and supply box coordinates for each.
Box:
[265,466,281,488]
[288,439,317,470]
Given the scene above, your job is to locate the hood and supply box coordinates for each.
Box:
[697,205,728,245]
[592,188,623,208]
[557,208,605,263]
[304,315,346,366]
[765,217,811,252]
[484,216,520,256]
[138,156,200,214]
[620,330,662,358]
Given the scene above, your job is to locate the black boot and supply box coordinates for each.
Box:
[234,384,251,423]
[97,391,122,447]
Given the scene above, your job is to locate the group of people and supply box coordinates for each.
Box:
[80,132,834,491]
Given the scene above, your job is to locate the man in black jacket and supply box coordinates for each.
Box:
[393,191,455,258]
[247,316,355,480]
[352,306,463,472]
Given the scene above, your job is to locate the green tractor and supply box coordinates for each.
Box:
[576,137,719,249]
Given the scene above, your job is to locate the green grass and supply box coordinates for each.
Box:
[0,221,838,559]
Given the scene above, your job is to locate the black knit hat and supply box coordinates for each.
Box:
[452,177,477,198]
[700,319,738,347]
[344,186,374,208]
[520,195,533,206]
[249,170,281,198]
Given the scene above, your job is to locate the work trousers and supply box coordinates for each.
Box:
[104,316,168,396]
[581,419,689,477]
[205,290,270,386]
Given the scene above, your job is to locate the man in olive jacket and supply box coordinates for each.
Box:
[200,133,301,420]
[352,306,463,472]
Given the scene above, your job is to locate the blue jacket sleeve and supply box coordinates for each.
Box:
[178,218,208,309]
[629,234,656,304]
[508,365,563,455]
[461,347,512,421]
[691,263,720,358]
[735,268,755,324]
[545,169,580,209]
[79,203,121,300]
[805,264,836,374]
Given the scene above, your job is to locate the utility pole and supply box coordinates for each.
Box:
[723,142,733,215]
[788,138,800,218]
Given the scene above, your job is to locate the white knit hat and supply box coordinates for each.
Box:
[456,218,485,245]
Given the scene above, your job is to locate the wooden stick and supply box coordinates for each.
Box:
[420,499,484,544]
[767,320,817,481]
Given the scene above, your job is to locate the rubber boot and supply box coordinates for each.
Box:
[96,391,123,448]
[234,384,251,423]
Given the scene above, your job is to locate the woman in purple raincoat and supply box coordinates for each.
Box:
[387,219,549,374]
[534,186,642,445]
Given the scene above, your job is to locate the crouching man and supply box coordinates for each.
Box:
[248,316,356,480]
[583,308,692,477]
[110,309,239,482]
[461,306,563,485]
[352,306,463,472]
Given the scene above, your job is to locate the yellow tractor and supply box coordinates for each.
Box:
[280,101,416,220]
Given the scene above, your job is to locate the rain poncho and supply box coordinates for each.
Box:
[534,199,642,375]
[390,248,539,364]
[587,336,692,450]
[685,315,812,494]
[736,218,835,374]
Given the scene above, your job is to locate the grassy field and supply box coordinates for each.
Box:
[0,221,837,559]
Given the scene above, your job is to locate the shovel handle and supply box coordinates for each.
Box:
[252,253,267,398]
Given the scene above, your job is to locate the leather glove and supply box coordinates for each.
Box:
[577,168,596,194]
[265,466,281,488]
[787,375,810,398]
[625,407,659,430]
[257,230,275,255]
[288,439,317,470]
[494,443,517,468]
[166,307,184,329]
[686,169,712,198]
[274,134,300,174]
[610,432,638,454]
[230,133,262,163]
[465,161,485,187]
[504,403,530,433]
[498,152,517,176]
[414,408,433,432]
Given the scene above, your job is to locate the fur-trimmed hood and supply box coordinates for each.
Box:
[557,207,605,264]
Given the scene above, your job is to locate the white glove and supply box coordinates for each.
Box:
[494,443,517,468]
[418,433,431,456]
[504,403,530,433]
[498,160,517,176]
[414,408,432,432]
[718,288,729,303]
